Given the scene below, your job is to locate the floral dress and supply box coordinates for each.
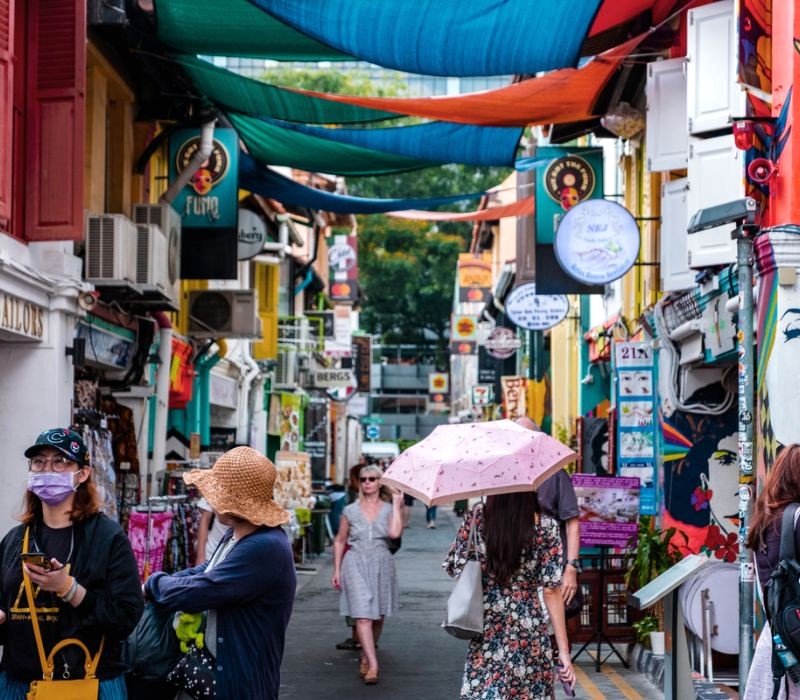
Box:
[443,505,563,700]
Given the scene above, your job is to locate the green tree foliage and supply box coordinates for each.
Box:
[259,66,408,98]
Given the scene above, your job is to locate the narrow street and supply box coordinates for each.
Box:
[280,506,662,699]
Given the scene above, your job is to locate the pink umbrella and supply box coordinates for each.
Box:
[381,419,577,506]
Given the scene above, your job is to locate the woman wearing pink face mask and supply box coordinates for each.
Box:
[0,428,143,699]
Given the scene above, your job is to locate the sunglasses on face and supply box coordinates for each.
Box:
[360,476,379,483]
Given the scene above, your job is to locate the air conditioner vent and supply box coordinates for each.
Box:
[84,214,138,286]
[188,290,260,339]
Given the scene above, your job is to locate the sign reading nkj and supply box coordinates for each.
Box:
[168,128,239,230]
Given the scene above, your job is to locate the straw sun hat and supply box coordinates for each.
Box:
[184,446,290,527]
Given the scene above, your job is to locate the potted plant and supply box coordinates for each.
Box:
[625,517,686,654]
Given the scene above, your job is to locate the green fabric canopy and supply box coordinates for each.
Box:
[176,56,399,125]
[229,113,437,176]
[155,0,352,60]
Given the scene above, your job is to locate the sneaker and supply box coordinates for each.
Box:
[427,522,436,529]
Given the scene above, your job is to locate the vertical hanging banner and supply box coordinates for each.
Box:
[501,376,527,420]
[279,392,305,453]
[450,314,479,354]
[614,341,657,515]
[351,335,372,393]
[304,391,329,481]
[457,253,493,303]
[328,233,359,303]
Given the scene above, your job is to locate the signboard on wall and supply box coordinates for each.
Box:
[573,474,640,548]
[504,284,570,331]
[457,253,493,303]
[351,335,372,393]
[305,392,329,480]
[451,314,478,354]
[501,376,527,419]
[328,233,359,303]
[614,341,658,515]
[428,372,450,394]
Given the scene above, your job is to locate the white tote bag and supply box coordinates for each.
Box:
[442,506,484,640]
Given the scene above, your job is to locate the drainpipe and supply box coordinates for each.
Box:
[159,119,216,205]
[189,339,226,447]
[147,311,173,500]
[237,350,262,445]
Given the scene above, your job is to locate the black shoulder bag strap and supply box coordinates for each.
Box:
[771,504,800,700]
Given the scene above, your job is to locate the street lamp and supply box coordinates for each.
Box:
[688,197,758,693]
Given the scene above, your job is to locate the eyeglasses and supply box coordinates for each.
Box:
[29,455,79,472]
[360,476,379,483]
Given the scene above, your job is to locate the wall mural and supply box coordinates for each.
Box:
[661,409,739,557]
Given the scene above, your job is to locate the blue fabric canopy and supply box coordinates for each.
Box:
[247,0,604,77]
[269,119,523,167]
[239,153,486,214]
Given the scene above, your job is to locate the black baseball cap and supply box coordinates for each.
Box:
[24,428,89,465]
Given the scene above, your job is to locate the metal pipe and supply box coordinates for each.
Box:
[159,120,216,205]
[147,311,173,500]
[736,222,756,692]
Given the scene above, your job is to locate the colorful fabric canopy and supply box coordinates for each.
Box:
[155,0,351,60]
[247,0,602,76]
[176,56,399,125]
[286,37,642,126]
[272,119,522,168]
[230,113,437,176]
[238,153,486,214]
[590,0,676,35]
[388,198,534,222]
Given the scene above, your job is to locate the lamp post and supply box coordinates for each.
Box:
[688,197,758,693]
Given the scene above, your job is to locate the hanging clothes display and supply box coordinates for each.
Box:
[128,509,174,581]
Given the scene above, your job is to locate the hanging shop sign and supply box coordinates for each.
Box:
[457,253,493,303]
[0,293,46,341]
[75,318,135,370]
[279,393,305,452]
[325,305,353,356]
[504,283,569,331]
[614,341,658,515]
[554,199,640,286]
[572,474,640,548]
[313,369,355,388]
[237,209,267,260]
[471,384,495,406]
[274,451,313,509]
[428,372,450,394]
[450,314,478,355]
[209,371,238,409]
[351,335,372,393]
[328,233,359,303]
[501,376,527,420]
[169,129,239,230]
[483,326,521,359]
[304,391,329,480]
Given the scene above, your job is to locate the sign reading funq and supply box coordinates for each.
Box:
[554,199,640,285]
[504,283,570,331]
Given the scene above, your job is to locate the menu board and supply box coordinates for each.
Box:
[274,451,313,510]
[572,474,640,548]
[614,341,657,515]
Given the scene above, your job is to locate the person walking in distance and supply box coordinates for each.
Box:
[332,465,404,685]
[444,492,576,698]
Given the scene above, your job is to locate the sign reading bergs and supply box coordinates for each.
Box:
[504,284,569,330]
[554,199,640,285]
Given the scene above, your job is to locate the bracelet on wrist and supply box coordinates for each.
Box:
[56,576,74,598]
[60,578,79,603]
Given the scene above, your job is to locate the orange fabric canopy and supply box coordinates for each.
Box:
[287,37,642,127]
[387,198,534,222]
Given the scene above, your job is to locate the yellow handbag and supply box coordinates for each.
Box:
[22,528,104,700]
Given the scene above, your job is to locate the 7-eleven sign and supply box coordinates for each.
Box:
[471,385,494,406]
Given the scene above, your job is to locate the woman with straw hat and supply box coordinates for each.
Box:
[331,464,403,685]
[145,446,296,700]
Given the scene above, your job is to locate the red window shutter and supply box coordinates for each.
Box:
[0,0,14,227]
[25,0,85,241]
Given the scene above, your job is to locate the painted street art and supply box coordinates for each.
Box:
[661,409,739,556]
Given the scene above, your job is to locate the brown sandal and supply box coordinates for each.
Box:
[359,657,369,678]
[364,668,379,685]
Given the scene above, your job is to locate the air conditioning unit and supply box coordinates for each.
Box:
[133,203,181,279]
[274,350,298,389]
[188,290,260,338]
[134,223,180,310]
[85,214,138,286]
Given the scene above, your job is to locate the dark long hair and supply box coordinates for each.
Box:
[747,444,800,551]
[483,491,541,583]
[19,471,101,526]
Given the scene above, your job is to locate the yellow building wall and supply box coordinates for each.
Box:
[549,296,580,439]
[253,263,279,360]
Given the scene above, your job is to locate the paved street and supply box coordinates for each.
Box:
[281,506,662,699]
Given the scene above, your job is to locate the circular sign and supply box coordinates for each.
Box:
[544,155,595,211]
[175,136,230,195]
[484,327,521,359]
[454,316,476,339]
[366,425,380,440]
[554,199,640,285]
[328,243,356,272]
[237,210,267,260]
[504,284,570,331]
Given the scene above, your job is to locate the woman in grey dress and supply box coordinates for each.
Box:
[332,464,403,685]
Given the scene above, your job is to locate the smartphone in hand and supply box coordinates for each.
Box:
[554,665,576,697]
[21,552,52,571]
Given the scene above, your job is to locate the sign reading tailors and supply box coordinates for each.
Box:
[0,293,46,341]
[313,369,355,388]
[169,128,239,230]
[554,199,640,286]
[504,284,570,331]
[572,474,640,548]
[428,372,449,394]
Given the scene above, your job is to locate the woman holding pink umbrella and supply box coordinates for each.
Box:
[444,491,576,699]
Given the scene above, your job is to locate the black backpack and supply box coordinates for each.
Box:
[765,504,800,698]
